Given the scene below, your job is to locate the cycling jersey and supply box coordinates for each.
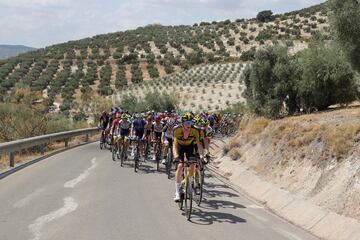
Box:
[132,119,146,138]
[100,115,109,129]
[173,126,200,146]
[111,118,120,134]
[163,126,174,139]
[119,120,131,136]
[153,122,164,139]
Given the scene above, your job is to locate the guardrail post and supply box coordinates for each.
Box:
[41,144,45,155]
[85,134,89,142]
[9,152,15,167]
[65,139,69,148]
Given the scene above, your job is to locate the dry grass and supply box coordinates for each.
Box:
[325,124,360,156]
[229,148,242,161]
[223,139,241,155]
[288,124,321,147]
[247,117,270,135]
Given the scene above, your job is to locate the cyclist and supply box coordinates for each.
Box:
[132,113,147,161]
[152,116,164,160]
[173,112,203,202]
[161,118,175,165]
[110,112,121,147]
[99,111,109,142]
[117,113,132,158]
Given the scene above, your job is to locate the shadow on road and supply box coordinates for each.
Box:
[200,199,246,210]
[189,208,247,225]
[204,189,239,198]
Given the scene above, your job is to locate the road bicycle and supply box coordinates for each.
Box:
[177,157,197,221]
[154,138,162,171]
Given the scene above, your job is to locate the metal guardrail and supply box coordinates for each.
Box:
[0,127,99,168]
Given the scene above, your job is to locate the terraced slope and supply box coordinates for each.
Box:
[0,3,328,111]
[114,62,246,112]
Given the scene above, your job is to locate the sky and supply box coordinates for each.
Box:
[0,0,326,48]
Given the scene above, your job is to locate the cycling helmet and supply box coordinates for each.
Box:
[167,118,175,127]
[155,116,161,122]
[135,113,142,119]
[121,114,129,120]
[182,112,194,123]
[193,115,202,125]
[202,119,210,126]
[101,111,107,116]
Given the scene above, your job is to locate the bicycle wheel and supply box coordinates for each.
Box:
[156,144,160,171]
[166,148,172,179]
[185,177,193,221]
[194,168,205,206]
[178,186,184,210]
[134,144,139,172]
[117,143,121,160]
[112,142,117,161]
[144,141,149,160]
[100,140,104,150]
[120,147,124,167]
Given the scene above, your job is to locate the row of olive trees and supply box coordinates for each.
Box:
[119,91,179,113]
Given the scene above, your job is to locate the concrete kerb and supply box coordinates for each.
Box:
[209,157,360,240]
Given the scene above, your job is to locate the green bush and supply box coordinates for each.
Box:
[257,10,274,22]
[296,42,357,111]
[243,45,300,118]
[330,0,360,72]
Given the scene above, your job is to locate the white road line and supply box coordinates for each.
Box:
[13,188,45,209]
[64,158,97,188]
[246,204,264,209]
[274,227,305,240]
[28,197,78,240]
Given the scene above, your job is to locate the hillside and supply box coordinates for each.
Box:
[222,105,360,221]
[0,45,35,60]
[0,2,329,112]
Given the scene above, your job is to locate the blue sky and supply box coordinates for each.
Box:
[0,0,326,48]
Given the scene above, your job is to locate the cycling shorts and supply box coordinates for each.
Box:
[120,128,130,137]
[164,137,173,147]
[154,131,162,140]
[175,144,196,163]
[134,130,145,139]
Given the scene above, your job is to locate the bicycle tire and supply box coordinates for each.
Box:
[156,143,161,171]
[100,141,103,150]
[112,142,117,161]
[178,188,184,210]
[194,168,205,206]
[184,178,188,215]
[186,179,193,221]
[120,147,124,167]
[166,148,172,179]
[134,144,139,172]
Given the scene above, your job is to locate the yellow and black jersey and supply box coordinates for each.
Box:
[173,126,200,146]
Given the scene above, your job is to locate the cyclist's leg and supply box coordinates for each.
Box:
[186,146,196,177]
[175,144,184,183]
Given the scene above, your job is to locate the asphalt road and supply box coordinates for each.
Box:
[0,142,319,240]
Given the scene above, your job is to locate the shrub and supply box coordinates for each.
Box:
[330,0,360,72]
[229,148,241,160]
[244,45,300,117]
[296,41,357,111]
[257,10,274,22]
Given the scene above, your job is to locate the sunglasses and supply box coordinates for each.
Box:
[183,121,192,126]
